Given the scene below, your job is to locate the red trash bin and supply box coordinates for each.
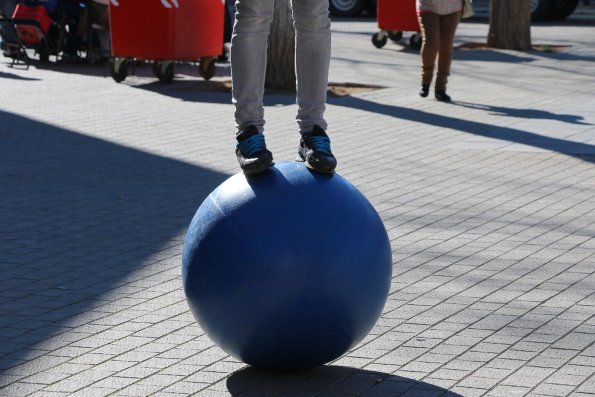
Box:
[108,0,224,83]
[372,0,422,50]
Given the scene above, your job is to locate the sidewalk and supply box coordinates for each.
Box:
[1,17,595,397]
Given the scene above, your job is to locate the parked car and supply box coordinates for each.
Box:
[531,0,579,20]
[329,0,375,17]
[329,0,579,21]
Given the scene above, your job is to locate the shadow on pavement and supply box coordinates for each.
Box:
[134,79,234,105]
[454,101,592,125]
[454,45,595,64]
[330,96,595,161]
[453,48,535,63]
[133,79,297,107]
[1,58,232,81]
[227,365,463,396]
[0,70,40,80]
[0,110,229,370]
[527,47,595,62]
[30,60,110,77]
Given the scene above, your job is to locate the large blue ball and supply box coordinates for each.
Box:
[182,162,392,370]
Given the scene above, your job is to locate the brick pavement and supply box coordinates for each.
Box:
[1,16,595,397]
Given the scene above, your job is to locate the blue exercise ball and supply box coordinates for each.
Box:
[182,162,392,370]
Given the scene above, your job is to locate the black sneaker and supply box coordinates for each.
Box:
[236,125,273,175]
[298,125,337,173]
[419,84,429,97]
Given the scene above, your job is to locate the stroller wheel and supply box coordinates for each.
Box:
[110,58,129,83]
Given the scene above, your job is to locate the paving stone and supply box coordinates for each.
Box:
[501,366,556,388]
[532,382,576,396]
[485,384,531,397]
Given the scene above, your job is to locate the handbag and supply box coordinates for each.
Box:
[462,0,474,19]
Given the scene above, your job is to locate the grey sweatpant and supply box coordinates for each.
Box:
[230,0,331,135]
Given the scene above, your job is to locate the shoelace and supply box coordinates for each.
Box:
[309,136,332,155]
[238,134,265,156]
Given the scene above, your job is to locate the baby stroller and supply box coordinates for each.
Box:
[9,0,64,61]
[1,0,31,66]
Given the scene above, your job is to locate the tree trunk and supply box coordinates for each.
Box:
[487,0,532,50]
[265,0,296,89]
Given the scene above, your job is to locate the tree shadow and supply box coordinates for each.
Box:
[453,101,592,125]
[227,365,462,396]
[0,110,229,370]
[328,95,595,161]
[453,47,535,63]
[528,48,595,62]
[132,79,298,107]
[133,79,234,104]
[131,79,384,106]
[454,40,595,63]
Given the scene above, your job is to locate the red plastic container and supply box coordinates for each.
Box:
[109,0,224,61]
[12,4,51,45]
[377,0,420,32]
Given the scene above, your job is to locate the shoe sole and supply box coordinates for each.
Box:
[296,151,335,174]
[242,161,274,176]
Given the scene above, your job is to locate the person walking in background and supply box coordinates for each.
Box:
[416,0,462,102]
[231,0,337,175]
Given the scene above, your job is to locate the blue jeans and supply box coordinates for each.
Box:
[230,0,331,135]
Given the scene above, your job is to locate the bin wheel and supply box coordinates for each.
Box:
[388,31,403,42]
[409,33,422,51]
[110,58,128,83]
[199,57,217,80]
[372,32,387,49]
[153,61,175,84]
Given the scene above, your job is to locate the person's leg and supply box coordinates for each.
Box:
[231,0,275,174]
[435,11,460,94]
[230,0,275,133]
[418,12,440,90]
[292,0,336,173]
[291,0,330,134]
